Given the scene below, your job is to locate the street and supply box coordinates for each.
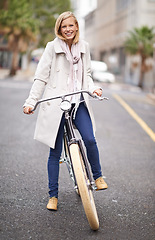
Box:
[0,79,155,240]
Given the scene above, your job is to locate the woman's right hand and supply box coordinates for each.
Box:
[23,106,34,115]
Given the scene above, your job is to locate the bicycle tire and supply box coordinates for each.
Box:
[69,143,99,230]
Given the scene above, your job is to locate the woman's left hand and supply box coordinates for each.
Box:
[93,88,102,97]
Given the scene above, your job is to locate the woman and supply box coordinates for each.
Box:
[23,11,108,211]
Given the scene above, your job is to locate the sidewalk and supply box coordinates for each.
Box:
[0,69,34,82]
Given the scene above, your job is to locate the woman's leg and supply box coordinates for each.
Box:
[48,115,65,198]
[73,102,102,180]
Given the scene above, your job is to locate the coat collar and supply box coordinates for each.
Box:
[53,37,86,54]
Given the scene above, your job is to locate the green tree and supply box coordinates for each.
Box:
[124,26,155,88]
[0,0,71,75]
[0,0,38,75]
[30,0,71,47]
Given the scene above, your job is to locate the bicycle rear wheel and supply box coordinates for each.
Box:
[69,143,99,230]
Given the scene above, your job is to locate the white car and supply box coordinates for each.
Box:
[91,60,115,83]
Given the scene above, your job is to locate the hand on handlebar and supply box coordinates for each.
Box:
[23,106,34,115]
[93,88,102,97]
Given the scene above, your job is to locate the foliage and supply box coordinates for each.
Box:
[29,0,71,47]
[124,26,154,58]
[124,26,155,88]
[0,0,39,75]
[0,0,71,48]
[0,0,38,51]
[0,0,71,75]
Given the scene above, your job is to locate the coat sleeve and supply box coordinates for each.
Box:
[23,79,45,108]
[34,41,54,83]
[23,41,54,108]
[85,42,101,93]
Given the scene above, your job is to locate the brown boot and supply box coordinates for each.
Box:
[47,197,58,211]
[95,177,108,191]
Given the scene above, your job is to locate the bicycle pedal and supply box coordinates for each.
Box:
[74,186,80,196]
[93,186,97,191]
[59,158,64,164]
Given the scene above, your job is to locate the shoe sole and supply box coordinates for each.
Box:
[96,187,108,191]
[47,208,57,211]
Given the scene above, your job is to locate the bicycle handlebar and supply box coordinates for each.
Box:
[31,90,109,112]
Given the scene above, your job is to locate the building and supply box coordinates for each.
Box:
[0,33,11,69]
[71,0,97,38]
[84,0,155,88]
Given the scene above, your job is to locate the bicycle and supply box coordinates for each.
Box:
[32,90,108,230]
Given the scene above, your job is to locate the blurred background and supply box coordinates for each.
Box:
[0,0,155,91]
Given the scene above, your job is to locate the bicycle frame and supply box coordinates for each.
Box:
[62,105,94,191]
[32,90,108,191]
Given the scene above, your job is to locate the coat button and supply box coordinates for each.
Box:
[47,102,50,106]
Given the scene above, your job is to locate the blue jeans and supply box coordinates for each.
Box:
[48,102,102,198]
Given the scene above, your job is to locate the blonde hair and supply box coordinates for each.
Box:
[55,11,79,44]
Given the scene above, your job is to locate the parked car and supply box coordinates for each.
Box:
[31,48,44,63]
[91,60,115,83]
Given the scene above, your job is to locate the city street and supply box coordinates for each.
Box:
[0,79,155,240]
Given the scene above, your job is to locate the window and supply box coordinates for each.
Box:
[116,0,132,12]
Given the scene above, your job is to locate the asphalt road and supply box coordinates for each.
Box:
[0,79,155,240]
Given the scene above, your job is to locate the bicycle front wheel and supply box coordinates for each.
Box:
[69,143,99,230]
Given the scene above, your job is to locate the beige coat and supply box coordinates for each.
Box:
[24,38,98,148]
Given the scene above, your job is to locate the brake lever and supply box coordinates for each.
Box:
[99,96,109,100]
[92,93,109,101]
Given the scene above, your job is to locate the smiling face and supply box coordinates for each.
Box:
[60,17,78,44]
